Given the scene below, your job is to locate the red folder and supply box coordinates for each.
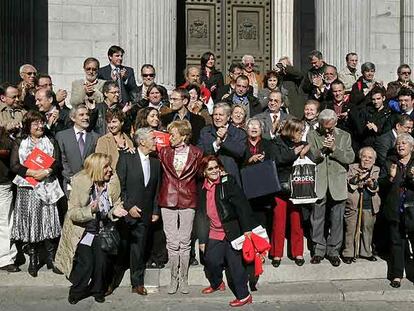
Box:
[23,147,55,186]
[153,131,170,152]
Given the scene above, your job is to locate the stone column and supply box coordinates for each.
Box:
[402,0,414,65]
[119,0,177,90]
[272,0,294,64]
[314,0,371,68]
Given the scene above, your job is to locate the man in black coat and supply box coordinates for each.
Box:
[110,127,161,296]
[197,102,247,186]
[98,45,138,105]
[225,75,262,117]
[134,64,169,107]
[374,114,413,169]
[160,88,205,145]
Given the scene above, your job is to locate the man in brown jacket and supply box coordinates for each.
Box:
[0,83,26,138]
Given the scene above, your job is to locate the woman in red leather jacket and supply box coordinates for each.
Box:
[158,120,203,295]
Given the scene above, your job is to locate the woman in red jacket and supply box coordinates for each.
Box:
[158,120,203,295]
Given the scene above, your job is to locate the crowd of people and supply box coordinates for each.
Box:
[1,45,414,307]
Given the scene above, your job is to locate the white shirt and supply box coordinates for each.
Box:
[269,111,281,139]
[138,148,150,186]
[212,123,229,153]
[110,63,128,85]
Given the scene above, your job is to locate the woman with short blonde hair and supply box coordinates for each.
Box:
[167,120,192,145]
[55,153,127,304]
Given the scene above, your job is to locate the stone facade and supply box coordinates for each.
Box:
[48,0,413,101]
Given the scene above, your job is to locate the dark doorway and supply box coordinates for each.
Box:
[0,0,48,84]
[293,0,315,71]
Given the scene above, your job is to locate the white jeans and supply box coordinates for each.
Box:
[0,183,17,267]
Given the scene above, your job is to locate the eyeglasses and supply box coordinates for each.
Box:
[401,71,411,75]
[142,73,155,78]
[244,63,254,67]
[6,95,19,99]
[24,72,37,76]
[31,121,45,127]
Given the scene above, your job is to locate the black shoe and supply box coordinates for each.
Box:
[271,259,281,267]
[249,281,258,292]
[294,258,305,266]
[189,257,199,266]
[155,262,165,269]
[27,244,39,278]
[68,296,80,304]
[94,296,105,303]
[52,266,64,275]
[310,255,323,264]
[327,256,341,267]
[390,279,401,288]
[361,255,377,262]
[0,264,21,273]
[342,257,354,264]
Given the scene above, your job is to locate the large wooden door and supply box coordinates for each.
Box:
[185,0,272,75]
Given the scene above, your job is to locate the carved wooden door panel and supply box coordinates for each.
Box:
[185,0,271,75]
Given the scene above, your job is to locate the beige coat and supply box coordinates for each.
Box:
[346,163,381,214]
[54,171,123,277]
[0,102,27,130]
[70,79,106,107]
[95,133,134,168]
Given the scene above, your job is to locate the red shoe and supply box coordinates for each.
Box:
[201,281,226,294]
[229,294,253,307]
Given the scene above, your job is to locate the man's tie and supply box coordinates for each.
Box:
[78,132,85,157]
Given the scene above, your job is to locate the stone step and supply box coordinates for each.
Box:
[0,255,388,287]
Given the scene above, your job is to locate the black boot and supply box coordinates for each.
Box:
[44,239,56,270]
[27,244,39,277]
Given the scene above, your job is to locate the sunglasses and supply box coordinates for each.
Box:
[401,71,411,75]
[85,67,98,71]
[244,63,254,67]
[24,72,37,76]
[142,73,155,78]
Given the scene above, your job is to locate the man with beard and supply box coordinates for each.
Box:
[70,57,106,107]
[56,104,100,196]
[386,64,414,101]
[160,88,205,145]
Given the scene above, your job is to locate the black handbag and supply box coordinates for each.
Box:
[240,160,281,199]
[99,222,120,255]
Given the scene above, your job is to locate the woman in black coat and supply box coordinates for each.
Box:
[200,52,224,102]
[196,155,255,307]
[379,133,414,288]
[270,118,310,268]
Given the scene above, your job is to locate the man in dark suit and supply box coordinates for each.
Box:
[225,75,262,117]
[197,102,247,186]
[111,127,160,296]
[255,90,290,140]
[35,88,71,137]
[98,45,138,105]
[161,88,205,145]
[134,64,168,107]
[55,104,100,196]
[374,114,413,169]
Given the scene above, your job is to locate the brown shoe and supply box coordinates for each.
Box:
[132,285,148,295]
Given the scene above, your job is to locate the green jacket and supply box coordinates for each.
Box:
[307,127,355,200]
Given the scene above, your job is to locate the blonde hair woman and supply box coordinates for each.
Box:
[55,153,127,304]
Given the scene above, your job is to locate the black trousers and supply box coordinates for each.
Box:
[204,239,249,300]
[69,235,108,299]
[110,220,149,288]
[145,218,168,264]
[389,221,414,279]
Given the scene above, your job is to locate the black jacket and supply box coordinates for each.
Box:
[196,175,256,244]
[380,156,414,223]
[225,92,262,117]
[160,111,206,145]
[201,69,224,102]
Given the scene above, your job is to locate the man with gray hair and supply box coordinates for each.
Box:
[197,102,247,185]
[110,127,161,296]
[307,109,355,266]
[56,104,100,196]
